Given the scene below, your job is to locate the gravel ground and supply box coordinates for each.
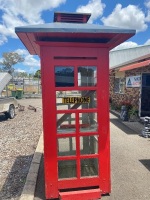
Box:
[0,98,43,200]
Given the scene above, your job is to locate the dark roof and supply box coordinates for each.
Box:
[15,22,135,34]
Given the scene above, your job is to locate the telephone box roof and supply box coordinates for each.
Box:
[53,12,91,23]
[15,12,135,56]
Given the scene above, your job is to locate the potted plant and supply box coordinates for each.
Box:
[128,107,139,122]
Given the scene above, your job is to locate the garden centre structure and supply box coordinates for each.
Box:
[109,44,150,117]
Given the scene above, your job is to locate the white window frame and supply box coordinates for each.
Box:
[114,77,125,94]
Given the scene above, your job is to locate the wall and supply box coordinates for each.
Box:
[110,65,150,110]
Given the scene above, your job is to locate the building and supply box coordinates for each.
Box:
[109,44,150,117]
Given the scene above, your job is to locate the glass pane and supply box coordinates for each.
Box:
[58,137,76,156]
[78,66,97,86]
[55,66,74,87]
[141,87,150,117]
[81,158,98,177]
[56,90,97,110]
[142,74,150,87]
[114,78,119,93]
[79,112,98,132]
[117,78,125,94]
[58,160,76,179]
[57,113,76,133]
[80,136,98,155]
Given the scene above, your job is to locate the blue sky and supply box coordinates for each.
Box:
[0,0,150,74]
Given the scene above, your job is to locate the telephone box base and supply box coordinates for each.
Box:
[59,188,101,200]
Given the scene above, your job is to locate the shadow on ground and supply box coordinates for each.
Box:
[34,155,60,200]
[0,114,8,122]
[110,117,138,135]
[0,114,17,122]
[139,159,150,171]
[34,154,46,200]
[0,154,33,199]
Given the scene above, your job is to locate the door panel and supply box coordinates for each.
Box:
[141,74,150,117]
[55,62,99,186]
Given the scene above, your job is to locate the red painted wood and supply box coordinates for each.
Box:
[58,154,99,161]
[40,45,110,199]
[59,188,101,200]
[60,123,90,128]
[76,112,80,179]
[97,49,111,194]
[58,178,100,189]
[27,33,40,55]
[57,132,98,138]
[40,47,58,198]
[17,33,36,55]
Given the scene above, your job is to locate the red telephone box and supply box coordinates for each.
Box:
[16,12,135,200]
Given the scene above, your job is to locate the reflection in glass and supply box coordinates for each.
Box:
[58,137,76,156]
[58,160,76,179]
[80,136,98,155]
[78,66,97,86]
[142,74,150,87]
[57,113,76,133]
[79,112,98,132]
[56,90,97,110]
[80,158,98,177]
[55,66,74,87]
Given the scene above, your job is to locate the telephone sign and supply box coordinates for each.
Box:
[62,97,90,104]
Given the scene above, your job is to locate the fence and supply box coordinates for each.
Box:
[1,78,41,97]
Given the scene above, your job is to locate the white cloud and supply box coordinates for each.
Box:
[76,0,105,23]
[0,34,7,45]
[112,41,138,51]
[145,10,150,22]
[15,49,29,56]
[0,0,66,45]
[102,4,147,32]
[145,0,150,9]
[24,55,40,67]
[15,49,40,69]
[15,68,26,73]
[144,39,150,45]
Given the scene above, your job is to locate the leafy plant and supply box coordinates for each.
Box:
[128,107,139,122]
[120,101,132,110]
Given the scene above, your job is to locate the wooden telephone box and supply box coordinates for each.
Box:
[16,12,135,200]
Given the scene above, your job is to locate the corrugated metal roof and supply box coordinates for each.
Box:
[110,44,150,69]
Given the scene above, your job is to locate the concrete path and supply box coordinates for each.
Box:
[103,113,150,200]
[23,112,150,200]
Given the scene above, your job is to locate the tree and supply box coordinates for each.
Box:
[18,72,28,78]
[14,71,29,78]
[29,73,34,78]
[0,52,24,75]
[34,69,41,78]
